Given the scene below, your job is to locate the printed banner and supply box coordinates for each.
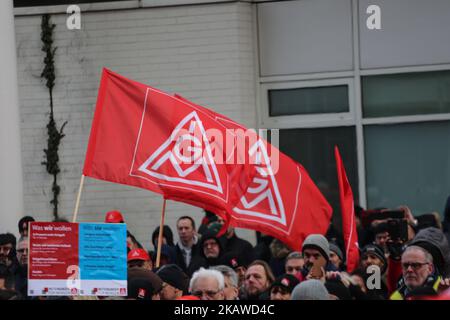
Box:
[28,222,127,297]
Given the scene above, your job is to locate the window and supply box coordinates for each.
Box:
[269,85,349,116]
[362,70,450,118]
[364,121,450,213]
[14,0,126,7]
[264,78,357,219]
[277,127,358,218]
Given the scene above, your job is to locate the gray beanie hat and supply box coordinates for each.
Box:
[302,234,330,261]
[329,243,344,261]
[291,280,330,300]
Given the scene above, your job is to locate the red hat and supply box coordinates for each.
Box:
[127,248,150,262]
[105,210,124,223]
[176,295,200,300]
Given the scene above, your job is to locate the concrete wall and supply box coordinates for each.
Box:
[15,2,257,249]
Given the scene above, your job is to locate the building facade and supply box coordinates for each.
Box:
[5,0,450,247]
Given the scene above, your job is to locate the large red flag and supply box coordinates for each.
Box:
[334,146,359,273]
[83,68,255,218]
[83,68,332,251]
[175,94,333,251]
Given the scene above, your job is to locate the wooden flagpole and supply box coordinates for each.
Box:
[72,175,85,223]
[155,198,167,268]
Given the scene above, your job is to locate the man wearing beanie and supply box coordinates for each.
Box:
[269,274,300,300]
[361,243,387,274]
[220,251,248,287]
[360,243,389,299]
[291,279,330,300]
[329,243,345,271]
[299,234,338,282]
[127,268,163,300]
[156,264,189,300]
[128,254,163,299]
[127,276,157,300]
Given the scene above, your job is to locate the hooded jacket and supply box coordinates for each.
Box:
[199,232,224,267]
[269,239,291,277]
[151,225,177,264]
[151,225,175,248]
[409,227,450,277]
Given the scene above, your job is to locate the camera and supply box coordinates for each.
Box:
[361,209,404,228]
[383,219,408,243]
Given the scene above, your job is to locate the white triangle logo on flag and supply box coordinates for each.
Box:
[137,111,223,193]
[233,139,287,226]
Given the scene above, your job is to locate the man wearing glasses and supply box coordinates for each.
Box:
[390,245,440,299]
[189,268,225,300]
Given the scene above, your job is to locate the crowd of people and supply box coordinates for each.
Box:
[1,195,450,301]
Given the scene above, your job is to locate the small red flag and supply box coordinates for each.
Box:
[335,146,359,273]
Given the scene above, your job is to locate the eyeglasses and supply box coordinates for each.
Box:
[192,290,219,298]
[402,262,429,271]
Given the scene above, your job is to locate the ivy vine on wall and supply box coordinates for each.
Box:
[40,14,67,220]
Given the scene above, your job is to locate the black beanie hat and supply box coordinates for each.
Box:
[220,251,247,269]
[361,244,387,274]
[270,274,300,294]
[127,277,155,300]
[156,264,188,292]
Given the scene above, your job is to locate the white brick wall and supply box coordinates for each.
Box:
[15,2,257,249]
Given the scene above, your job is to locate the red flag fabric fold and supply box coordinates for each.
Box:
[335,146,360,273]
[175,94,333,250]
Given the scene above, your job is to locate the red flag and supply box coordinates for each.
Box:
[83,68,254,218]
[83,68,332,251]
[175,94,333,251]
[334,146,359,273]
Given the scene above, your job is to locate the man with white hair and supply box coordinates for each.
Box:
[189,268,225,300]
[210,265,239,300]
